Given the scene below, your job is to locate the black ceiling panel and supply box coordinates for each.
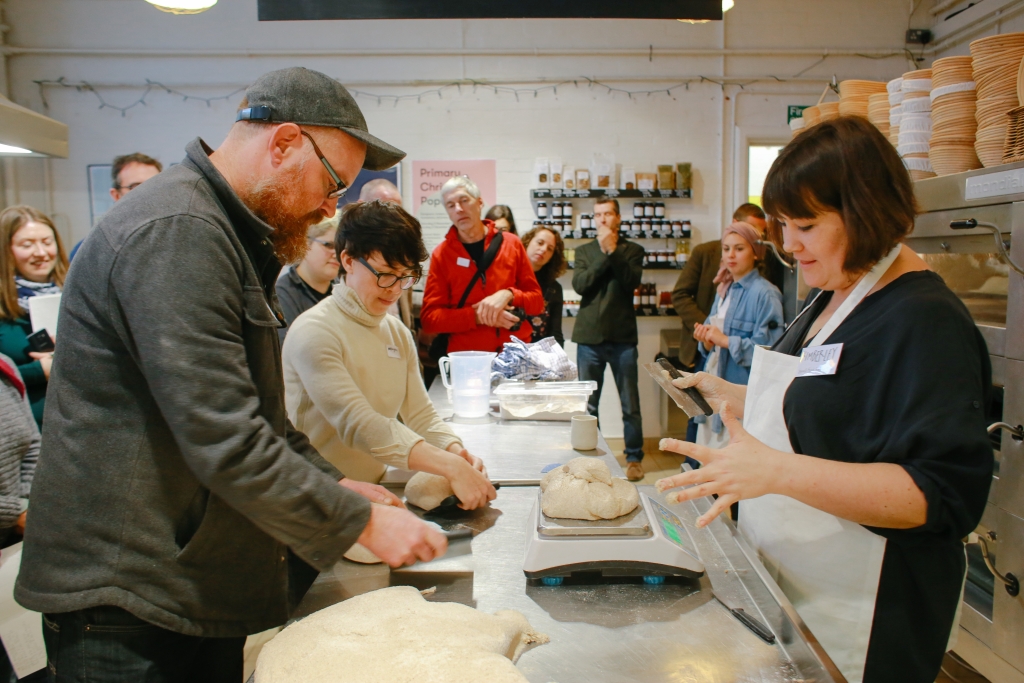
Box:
[258,0,722,21]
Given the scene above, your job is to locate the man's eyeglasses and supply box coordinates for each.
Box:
[358,258,420,290]
[114,182,145,192]
[300,130,348,201]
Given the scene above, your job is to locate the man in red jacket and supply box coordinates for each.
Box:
[421,176,543,353]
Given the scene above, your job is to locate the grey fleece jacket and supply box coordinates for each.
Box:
[15,139,371,637]
[0,353,37,545]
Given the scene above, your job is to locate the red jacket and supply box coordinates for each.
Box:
[421,221,545,353]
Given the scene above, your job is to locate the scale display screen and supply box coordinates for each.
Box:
[648,497,699,558]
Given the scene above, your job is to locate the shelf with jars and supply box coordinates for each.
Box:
[561,285,678,319]
[530,188,692,200]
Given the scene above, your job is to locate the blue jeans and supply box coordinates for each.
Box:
[42,607,244,683]
[577,342,644,462]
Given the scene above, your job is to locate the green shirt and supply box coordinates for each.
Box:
[570,238,645,346]
[0,317,46,426]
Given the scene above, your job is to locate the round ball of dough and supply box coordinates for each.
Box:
[343,543,383,564]
[540,457,639,520]
[405,471,455,511]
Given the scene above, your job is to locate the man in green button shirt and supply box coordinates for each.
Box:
[571,198,646,481]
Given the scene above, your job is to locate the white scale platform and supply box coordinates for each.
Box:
[523,490,705,585]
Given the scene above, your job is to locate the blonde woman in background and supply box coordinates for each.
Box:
[275,214,341,342]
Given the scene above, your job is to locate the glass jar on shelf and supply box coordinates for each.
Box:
[643,202,655,218]
[536,201,548,219]
[632,202,644,219]
[563,202,573,220]
[551,201,563,219]
[654,201,666,218]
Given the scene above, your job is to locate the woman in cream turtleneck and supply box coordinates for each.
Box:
[282,201,496,510]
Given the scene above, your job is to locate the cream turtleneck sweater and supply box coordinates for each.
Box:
[282,280,462,483]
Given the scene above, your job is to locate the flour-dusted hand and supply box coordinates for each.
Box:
[449,445,488,478]
[656,403,787,527]
[356,504,448,567]
[339,478,406,508]
[670,372,746,417]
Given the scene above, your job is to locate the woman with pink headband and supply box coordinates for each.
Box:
[692,219,784,448]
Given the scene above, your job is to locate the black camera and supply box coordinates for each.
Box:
[508,307,526,332]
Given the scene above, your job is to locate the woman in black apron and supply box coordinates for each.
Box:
[657,116,993,683]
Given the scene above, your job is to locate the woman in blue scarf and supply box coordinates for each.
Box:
[694,220,784,448]
[0,206,68,427]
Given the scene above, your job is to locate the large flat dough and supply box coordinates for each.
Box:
[255,586,549,683]
[540,457,639,520]
[405,471,455,511]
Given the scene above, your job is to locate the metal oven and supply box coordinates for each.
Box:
[913,163,1024,683]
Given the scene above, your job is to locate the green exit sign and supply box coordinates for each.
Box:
[788,105,810,123]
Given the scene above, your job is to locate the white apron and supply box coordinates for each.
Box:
[738,246,900,683]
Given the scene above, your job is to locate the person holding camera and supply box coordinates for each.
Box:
[421,176,543,355]
[572,198,647,481]
[0,206,67,428]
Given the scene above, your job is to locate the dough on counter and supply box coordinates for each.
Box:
[405,471,455,511]
[255,585,549,683]
[343,543,383,564]
[540,457,639,520]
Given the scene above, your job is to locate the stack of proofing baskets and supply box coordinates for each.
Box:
[838,80,887,119]
[868,92,891,138]
[888,78,903,148]
[970,32,1024,167]
[929,56,982,175]
[899,69,936,180]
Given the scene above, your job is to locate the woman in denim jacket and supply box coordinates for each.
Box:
[694,221,784,447]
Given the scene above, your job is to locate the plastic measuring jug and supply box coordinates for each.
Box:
[438,351,496,418]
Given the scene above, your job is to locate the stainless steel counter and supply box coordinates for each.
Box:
[380,378,624,486]
[292,486,844,683]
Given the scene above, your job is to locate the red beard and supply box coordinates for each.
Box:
[241,162,326,264]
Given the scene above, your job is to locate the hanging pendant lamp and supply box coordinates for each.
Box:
[144,0,217,15]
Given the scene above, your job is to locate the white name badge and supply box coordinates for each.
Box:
[456,257,471,267]
[796,343,843,377]
[386,345,401,359]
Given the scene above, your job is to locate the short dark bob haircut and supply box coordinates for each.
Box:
[762,115,917,274]
[335,200,428,274]
[520,224,567,288]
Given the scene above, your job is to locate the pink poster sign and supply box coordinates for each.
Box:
[412,160,497,268]
[412,159,497,211]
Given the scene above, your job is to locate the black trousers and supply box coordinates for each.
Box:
[42,607,244,683]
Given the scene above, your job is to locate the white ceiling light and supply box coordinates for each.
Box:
[679,0,734,23]
[0,95,68,158]
[144,0,217,15]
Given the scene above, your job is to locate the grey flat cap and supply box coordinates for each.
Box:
[237,67,405,171]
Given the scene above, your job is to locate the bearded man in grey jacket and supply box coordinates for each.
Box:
[15,68,447,683]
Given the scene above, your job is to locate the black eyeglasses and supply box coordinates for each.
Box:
[300,130,348,201]
[114,182,145,192]
[358,258,420,290]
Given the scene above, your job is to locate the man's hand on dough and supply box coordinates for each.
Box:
[339,478,406,508]
[357,505,448,567]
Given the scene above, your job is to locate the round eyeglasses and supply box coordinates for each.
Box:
[358,257,420,290]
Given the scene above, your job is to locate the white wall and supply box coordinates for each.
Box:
[0,0,927,438]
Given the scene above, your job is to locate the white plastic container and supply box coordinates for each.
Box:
[493,381,598,421]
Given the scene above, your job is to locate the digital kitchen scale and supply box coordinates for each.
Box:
[523,490,705,586]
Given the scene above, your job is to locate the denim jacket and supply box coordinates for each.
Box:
[697,269,784,432]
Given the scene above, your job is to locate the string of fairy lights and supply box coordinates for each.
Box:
[33,71,846,117]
